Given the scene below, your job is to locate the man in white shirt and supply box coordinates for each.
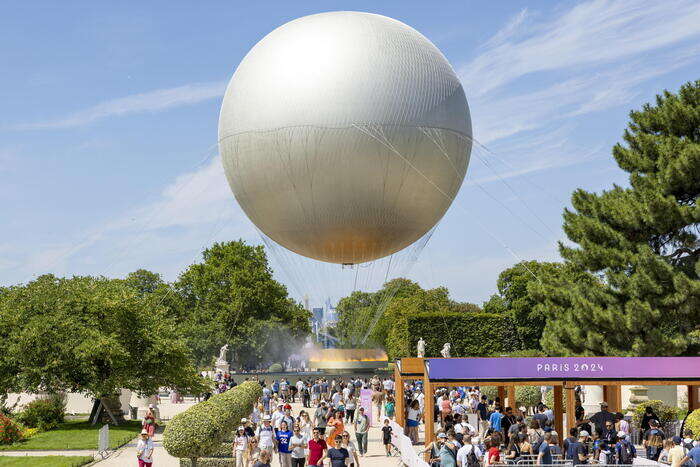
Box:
[256,416,276,451]
[456,435,482,467]
[383,378,394,392]
[271,404,285,430]
[455,419,477,437]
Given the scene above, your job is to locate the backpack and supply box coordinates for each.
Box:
[566,441,581,461]
[531,431,545,453]
[466,446,480,467]
[618,440,635,464]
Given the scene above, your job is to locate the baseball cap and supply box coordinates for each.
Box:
[579,430,589,437]
[263,415,271,421]
[600,401,608,407]
[438,433,447,439]
[141,429,149,435]
[241,418,247,423]
[673,436,682,444]
[617,431,627,438]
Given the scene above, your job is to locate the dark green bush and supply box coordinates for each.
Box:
[390,312,520,358]
[180,459,235,466]
[268,363,283,372]
[18,394,66,431]
[163,381,261,460]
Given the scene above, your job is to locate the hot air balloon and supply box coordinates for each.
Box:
[219,11,471,264]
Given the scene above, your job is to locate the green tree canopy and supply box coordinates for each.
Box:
[176,240,310,368]
[535,80,700,356]
[333,278,480,350]
[0,274,205,397]
[483,261,581,350]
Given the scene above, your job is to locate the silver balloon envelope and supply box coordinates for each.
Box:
[219,11,472,264]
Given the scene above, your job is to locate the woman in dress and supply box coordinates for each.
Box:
[439,430,459,467]
[326,410,345,446]
[298,410,313,440]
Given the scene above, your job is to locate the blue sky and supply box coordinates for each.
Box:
[2,0,700,306]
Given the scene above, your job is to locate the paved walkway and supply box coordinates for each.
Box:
[0,399,423,466]
[92,400,423,466]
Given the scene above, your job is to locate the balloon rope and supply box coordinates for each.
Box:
[352,123,540,283]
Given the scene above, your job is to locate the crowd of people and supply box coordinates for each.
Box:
[230,375,398,467]
[135,375,700,467]
[397,382,700,467]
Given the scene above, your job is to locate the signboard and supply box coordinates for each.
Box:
[360,388,373,425]
[426,357,700,382]
[98,424,109,454]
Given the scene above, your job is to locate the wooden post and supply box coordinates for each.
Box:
[507,385,516,410]
[553,385,563,437]
[565,383,576,434]
[498,386,506,407]
[394,364,405,426]
[688,385,700,411]
[424,377,435,461]
[612,385,622,412]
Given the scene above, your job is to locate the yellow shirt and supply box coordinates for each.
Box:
[669,445,686,467]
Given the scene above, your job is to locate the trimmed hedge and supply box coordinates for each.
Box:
[163,381,261,460]
[389,312,520,359]
[686,409,700,439]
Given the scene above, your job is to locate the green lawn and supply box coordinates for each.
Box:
[0,456,93,467]
[0,420,142,451]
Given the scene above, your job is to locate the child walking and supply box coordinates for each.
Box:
[382,418,395,456]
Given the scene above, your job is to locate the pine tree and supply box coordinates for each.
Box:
[536,80,700,356]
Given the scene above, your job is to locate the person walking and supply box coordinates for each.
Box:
[289,423,308,467]
[136,429,154,467]
[406,399,421,444]
[275,420,293,467]
[341,431,360,467]
[536,432,553,466]
[307,428,327,467]
[233,426,249,467]
[345,395,357,424]
[354,406,369,456]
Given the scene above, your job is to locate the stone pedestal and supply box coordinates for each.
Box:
[627,386,650,415]
[215,360,230,373]
[583,385,604,415]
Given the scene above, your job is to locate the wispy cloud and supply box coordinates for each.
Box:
[9,153,254,282]
[11,81,226,130]
[461,0,700,97]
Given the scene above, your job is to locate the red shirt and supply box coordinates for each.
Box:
[488,446,500,463]
[308,438,327,465]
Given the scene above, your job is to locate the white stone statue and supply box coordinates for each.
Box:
[217,344,229,364]
[441,342,451,358]
[416,338,425,358]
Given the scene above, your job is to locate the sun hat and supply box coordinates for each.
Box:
[241,418,247,423]
[238,426,244,431]
[148,403,155,409]
[263,415,271,421]
[141,429,149,435]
